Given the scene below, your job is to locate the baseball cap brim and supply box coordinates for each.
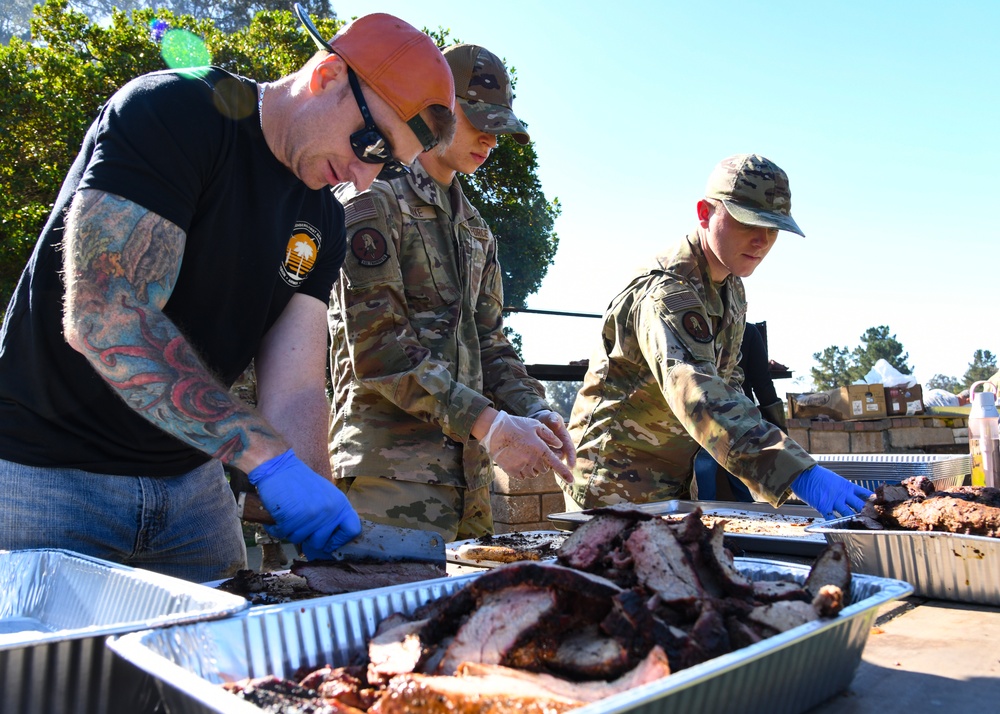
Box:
[722,199,805,237]
[457,97,530,145]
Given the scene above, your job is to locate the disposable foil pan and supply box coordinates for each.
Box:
[811,453,970,490]
[806,517,1000,605]
[107,559,912,714]
[0,548,249,714]
[548,500,827,557]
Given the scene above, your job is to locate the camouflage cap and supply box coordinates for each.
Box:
[704,154,804,236]
[443,44,529,145]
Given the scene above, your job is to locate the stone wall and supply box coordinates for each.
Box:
[788,415,970,455]
[490,467,566,535]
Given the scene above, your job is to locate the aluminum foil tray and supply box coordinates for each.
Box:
[0,548,249,714]
[107,559,911,714]
[806,517,1000,605]
[812,453,970,489]
[548,500,827,557]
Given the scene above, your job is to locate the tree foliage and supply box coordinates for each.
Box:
[540,380,582,421]
[810,325,911,390]
[0,1,560,324]
[962,349,997,388]
[810,345,853,391]
[926,373,962,392]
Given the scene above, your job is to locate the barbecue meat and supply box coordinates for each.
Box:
[556,511,639,571]
[369,671,583,714]
[458,645,671,703]
[804,542,851,598]
[437,585,558,675]
[884,495,1000,536]
[626,518,704,604]
[546,625,632,679]
[291,560,446,594]
[857,477,1000,536]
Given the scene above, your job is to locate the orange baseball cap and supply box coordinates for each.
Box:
[294,4,454,151]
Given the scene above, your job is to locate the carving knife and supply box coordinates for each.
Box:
[236,489,446,564]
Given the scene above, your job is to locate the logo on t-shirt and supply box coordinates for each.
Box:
[280,222,322,287]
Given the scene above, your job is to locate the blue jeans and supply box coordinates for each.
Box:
[0,456,246,582]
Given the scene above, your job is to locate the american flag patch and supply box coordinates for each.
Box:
[344,195,377,225]
[662,290,701,313]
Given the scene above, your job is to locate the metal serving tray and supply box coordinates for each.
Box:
[806,517,1000,605]
[548,500,827,557]
[107,560,912,714]
[0,548,249,714]
[812,453,970,491]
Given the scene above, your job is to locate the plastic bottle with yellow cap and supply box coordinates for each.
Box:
[968,381,999,487]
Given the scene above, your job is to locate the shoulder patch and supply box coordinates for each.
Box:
[344,195,378,226]
[350,227,389,267]
[681,311,713,343]
[662,290,702,313]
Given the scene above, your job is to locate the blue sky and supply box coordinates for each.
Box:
[332,0,999,391]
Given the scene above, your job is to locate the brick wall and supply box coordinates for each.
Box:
[788,415,969,455]
[490,467,566,534]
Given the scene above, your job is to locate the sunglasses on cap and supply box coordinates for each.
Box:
[346,67,410,181]
[293,3,441,181]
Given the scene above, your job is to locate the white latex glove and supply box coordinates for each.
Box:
[481,410,574,483]
[527,409,577,468]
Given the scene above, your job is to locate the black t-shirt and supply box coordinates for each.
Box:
[0,68,345,476]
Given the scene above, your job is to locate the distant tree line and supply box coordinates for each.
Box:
[810,325,995,392]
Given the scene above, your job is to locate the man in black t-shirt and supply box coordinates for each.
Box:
[0,8,456,582]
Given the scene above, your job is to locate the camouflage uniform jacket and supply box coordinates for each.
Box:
[329,163,550,490]
[562,233,815,508]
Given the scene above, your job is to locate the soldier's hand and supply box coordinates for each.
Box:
[481,410,574,483]
[528,409,577,467]
[791,465,872,520]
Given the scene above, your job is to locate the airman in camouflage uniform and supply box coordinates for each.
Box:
[329,45,573,540]
[563,155,850,511]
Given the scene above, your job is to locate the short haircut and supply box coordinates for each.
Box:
[423,104,456,148]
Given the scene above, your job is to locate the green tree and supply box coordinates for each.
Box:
[1,1,559,324]
[540,380,582,421]
[810,345,852,391]
[926,373,961,392]
[962,349,997,388]
[848,325,911,381]
[810,325,912,390]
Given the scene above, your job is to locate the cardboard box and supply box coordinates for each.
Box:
[788,384,887,421]
[884,384,924,416]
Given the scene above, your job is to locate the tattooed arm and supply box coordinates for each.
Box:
[255,292,333,480]
[62,189,288,473]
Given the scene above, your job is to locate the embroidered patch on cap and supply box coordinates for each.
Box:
[681,311,713,343]
[351,227,389,267]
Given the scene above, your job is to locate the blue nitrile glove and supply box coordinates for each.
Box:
[248,449,361,560]
[791,465,874,520]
